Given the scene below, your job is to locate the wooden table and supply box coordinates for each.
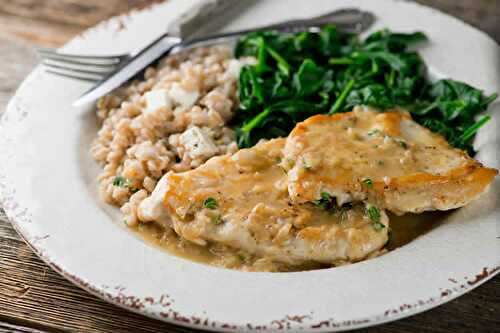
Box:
[1,1,499,332]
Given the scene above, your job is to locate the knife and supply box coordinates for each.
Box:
[74,0,239,107]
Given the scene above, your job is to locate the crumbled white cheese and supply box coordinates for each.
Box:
[144,89,172,114]
[224,59,243,80]
[138,174,171,226]
[179,126,218,159]
[169,83,199,108]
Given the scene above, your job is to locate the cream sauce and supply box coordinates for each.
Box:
[287,106,467,183]
[162,139,389,266]
[132,211,443,271]
[131,108,454,272]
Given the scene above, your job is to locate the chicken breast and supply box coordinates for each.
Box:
[162,139,389,266]
[283,106,498,215]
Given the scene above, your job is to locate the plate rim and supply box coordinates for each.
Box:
[1,0,499,331]
[7,208,500,332]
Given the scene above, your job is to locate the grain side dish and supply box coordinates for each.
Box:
[91,45,255,225]
[91,26,497,272]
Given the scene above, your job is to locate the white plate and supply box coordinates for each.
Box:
[1,0,499,331]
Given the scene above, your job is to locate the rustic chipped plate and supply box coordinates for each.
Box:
[1,0,499,331]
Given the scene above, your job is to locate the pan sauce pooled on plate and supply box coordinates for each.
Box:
[135,106,496,271]
[160,139,389,266]
[90,25,498,271]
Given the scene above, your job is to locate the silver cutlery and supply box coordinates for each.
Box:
[39,6,375,106]
[39,0,240,82]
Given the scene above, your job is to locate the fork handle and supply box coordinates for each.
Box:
[131,8,373,74]
[75,8,374,106]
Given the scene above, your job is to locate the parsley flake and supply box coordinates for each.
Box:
[398,140,408,149]
[312,192,333,210]
[366,206,381,223]
[313,192,352,216]
[113,176,138,193]
[203,197,219,210]
[113,176,128,187]
[366,206,385,231]
[362,178,373,187]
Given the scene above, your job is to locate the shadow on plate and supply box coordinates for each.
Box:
[387,211,449,250]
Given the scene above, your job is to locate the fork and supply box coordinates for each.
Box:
[38,49,129,81]
[38,8,375,83]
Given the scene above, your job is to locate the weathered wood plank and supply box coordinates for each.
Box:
[1,216,499,333]
[0,1,499,332]
[0,37,37,108]
[0,12,82,47]
[0,0,164,27]
[0,318,68,333]
[415,0,500,43]
[0,0,499,47]
[0,231,196,333]
[0,0,165,46]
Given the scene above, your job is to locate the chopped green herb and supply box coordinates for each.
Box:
[203,197,219,210]
[366,206,381,223]
[313,192,333,210]
[113,176,128,187]
[362,178,373,187]
[113,176,138,193]
[398,140,408,149]
[313,192,352,216]
[367,129,381,136]
[377,160,385,166]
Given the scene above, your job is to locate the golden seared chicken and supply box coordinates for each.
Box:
[162,139,389,266]
[283,106,498,215]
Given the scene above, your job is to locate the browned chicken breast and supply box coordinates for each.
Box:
[283,106,498,215]
[162,139,389,266]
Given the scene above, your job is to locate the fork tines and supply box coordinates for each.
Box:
[37,48,126,81]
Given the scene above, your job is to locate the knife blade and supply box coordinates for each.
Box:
[74,0,239,107]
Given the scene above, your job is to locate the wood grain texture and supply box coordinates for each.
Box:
[415,0,500,43]
[0,0,164,46]
[0,0,499,47]
[0,1,499,332]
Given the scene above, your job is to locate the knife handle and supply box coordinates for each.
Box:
[168,0,240,38]
[179,8,375,50]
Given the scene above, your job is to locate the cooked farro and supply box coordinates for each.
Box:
[91,45,249,225]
